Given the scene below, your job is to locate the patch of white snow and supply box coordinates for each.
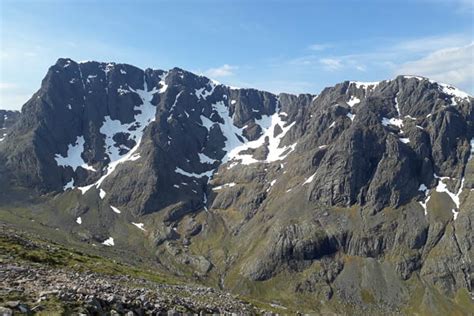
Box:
[347,96,360,107]
[54,136,96,172]
[110,206,121,214]
[102,237,114,246]
[132,222,146,231]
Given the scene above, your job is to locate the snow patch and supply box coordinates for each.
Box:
[99,189,106,199]
[198,153,217,164]
[212,182,236,191]
[303,172,316,185]
[381,117,403,128]
[132,222,146,231]
[224,104,297,165]
[158,72,169,93]
[63,179,74,191]
[78,184,94,194]
[117,88,130,95]
[102,237,114,246]
[76,217,82,224]
[169,91,184,114]
[110,206,121,214]
[55,136,96,172]
[469,138,474,161]
[435,81,471,105]
[418,184,428,193]
[346,113,355,121]
[175,167,214,178]
[347,96,360,107]
[195,80,216,100]
[419,196,431,216]
[403,75,425,80]
[129,153,141,161]
[351,81,379,90]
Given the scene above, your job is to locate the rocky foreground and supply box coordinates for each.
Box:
[0,226,264,315]
[0,263,257,315]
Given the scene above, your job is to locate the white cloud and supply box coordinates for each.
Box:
[396,43,474,88]
[392,34,470,54]
[0,82,17,89]
[287,33,473,93]
[319,58,342,71]
[205,64,237,77]
[308,43,331,51]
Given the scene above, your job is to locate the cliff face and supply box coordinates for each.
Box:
[0,58,472,313]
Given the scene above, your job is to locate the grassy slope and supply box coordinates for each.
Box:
[1,160,473,314]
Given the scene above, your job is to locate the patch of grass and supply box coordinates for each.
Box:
[21,250,62,265]
[0,291,28,304]
[454,288,474,313]
[0,233,178,286]
[361,288,375,304]
[36,296,68,315]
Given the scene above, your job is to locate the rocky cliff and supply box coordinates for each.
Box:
[0,58,473,314]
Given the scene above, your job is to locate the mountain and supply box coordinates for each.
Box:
[0,58,473,314]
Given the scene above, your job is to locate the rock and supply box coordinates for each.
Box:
[0,307,13,316]
[17,304,30,313]
[3,302,19,309]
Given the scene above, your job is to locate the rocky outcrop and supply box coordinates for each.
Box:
[0,227,259,315]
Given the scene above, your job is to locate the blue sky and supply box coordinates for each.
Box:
[0,0,473,110]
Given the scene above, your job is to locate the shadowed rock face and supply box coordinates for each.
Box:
[0,59,473,313]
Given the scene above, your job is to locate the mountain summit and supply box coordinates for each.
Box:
[0,58,473,313]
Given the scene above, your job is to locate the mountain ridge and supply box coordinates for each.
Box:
[1,57,473,314]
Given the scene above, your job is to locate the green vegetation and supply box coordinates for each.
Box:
[0,232,177,286]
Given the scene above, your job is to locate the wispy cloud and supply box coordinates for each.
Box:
[319,58,342,71]
[391,34,469,54]
[396,42,474,87]
[205,64,238,78]
[0,82,17,89]
[308,43,331,51]
[291,34,473,87]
